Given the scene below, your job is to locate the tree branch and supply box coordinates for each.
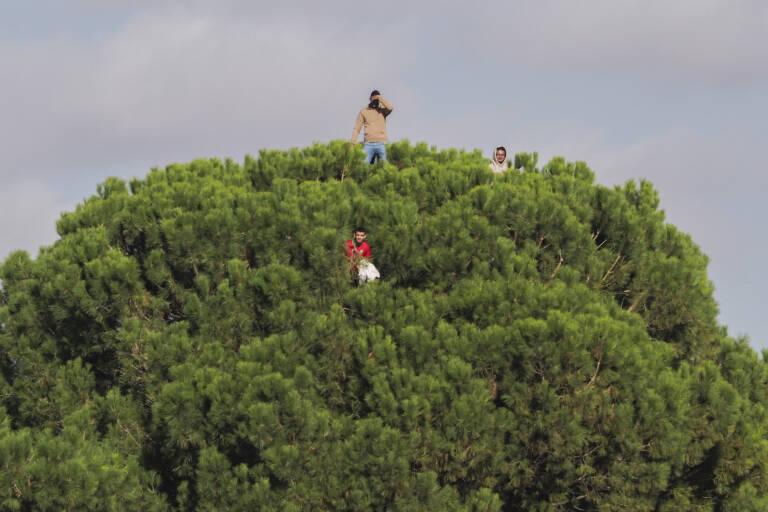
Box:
[601,251,622,283]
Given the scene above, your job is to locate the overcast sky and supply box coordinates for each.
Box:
[2,1,767,350]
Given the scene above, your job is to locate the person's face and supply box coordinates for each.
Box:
[354,231,367,244]
[495,150,506,164]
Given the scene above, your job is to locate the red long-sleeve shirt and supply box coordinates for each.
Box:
[345,239,371,259]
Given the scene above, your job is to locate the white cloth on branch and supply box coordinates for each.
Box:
[358,259,380,283]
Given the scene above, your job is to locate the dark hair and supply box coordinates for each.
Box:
[370,90,380,97]
[354,226,367,233]
[495,146,507,155]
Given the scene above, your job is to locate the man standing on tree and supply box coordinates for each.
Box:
[489,146,510,174]
[351,90,394,164]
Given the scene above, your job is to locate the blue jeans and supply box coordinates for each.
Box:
[363,142,387,164]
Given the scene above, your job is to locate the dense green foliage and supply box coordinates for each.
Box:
[2,141,767,510]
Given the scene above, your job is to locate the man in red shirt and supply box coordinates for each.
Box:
[345,226,371,263]
[345,226,379,283]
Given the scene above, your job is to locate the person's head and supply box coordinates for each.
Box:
[354,227,367,244]
[494,146,507,164]
[369,90,381,108]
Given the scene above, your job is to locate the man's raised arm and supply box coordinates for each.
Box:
[373,95,393,117]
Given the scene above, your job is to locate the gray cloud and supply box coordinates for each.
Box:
[0,179,73,260]
[433,1,768,84]
[0,5,414,183]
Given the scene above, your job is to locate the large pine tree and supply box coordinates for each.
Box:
[1,141,766,510]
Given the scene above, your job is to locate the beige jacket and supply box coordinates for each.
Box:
[351,96,393,143]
